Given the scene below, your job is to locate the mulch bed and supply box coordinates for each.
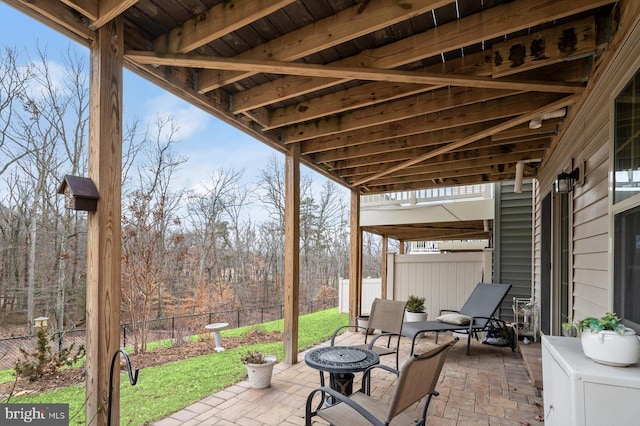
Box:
[0,329,282,397]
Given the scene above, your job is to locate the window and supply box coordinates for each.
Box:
[613,69,640,332]
[614,69,640,203]
[613,205,640,332]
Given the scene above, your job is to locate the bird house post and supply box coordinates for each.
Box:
[57,175,100,211]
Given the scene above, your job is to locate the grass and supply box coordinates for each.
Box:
[3,307,348,425]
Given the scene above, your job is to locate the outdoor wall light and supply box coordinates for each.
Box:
[555,168,580,194]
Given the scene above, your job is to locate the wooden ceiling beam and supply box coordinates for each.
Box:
[491,16,596,78]
[59,0,97,21]
[334,139,550,175]
[268,20,593,130]
[333,138,551,172]
[310,121,504,161]
[197,0,452,92]
[59,0,138,29]
[305,92,565,148]
[7,0,95,42]
[369,155,544,185]
[365,168,521,188]
[152,0,296,54]
[232,0,611,112]
[266,50,493,129]
[125,51,584,96]
[492,120,561,140]
[284,87,520,143]
[92,0,138,29]
[352,95,578,187]
[365,172,517,193]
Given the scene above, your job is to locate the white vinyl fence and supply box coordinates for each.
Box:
[339,251,491,316]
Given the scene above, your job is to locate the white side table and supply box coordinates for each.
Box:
[205,322,229,352]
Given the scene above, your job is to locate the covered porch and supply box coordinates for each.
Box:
[3,0,639,424]
[152,332,543,426]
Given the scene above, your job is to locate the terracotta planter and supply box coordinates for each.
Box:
[245,355,276,388]
[581,328,640,367]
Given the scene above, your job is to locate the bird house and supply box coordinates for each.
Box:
[33,316,49,328]
[57,175,100,211]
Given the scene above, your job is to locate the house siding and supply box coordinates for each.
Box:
[534,3,640,328]
[495,181,534,322]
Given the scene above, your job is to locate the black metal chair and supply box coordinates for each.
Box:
[305,338,458,426]
[331,298,408,369]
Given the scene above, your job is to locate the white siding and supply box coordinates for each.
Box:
[534,7,640,323]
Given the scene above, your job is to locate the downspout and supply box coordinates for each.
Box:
[514,159,543,193]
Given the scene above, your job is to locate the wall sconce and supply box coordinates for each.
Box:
[555,168,580,194]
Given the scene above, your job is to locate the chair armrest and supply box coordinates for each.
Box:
[469,315,492,327]
[305,387,385,426]
[439,309,460,315]
[361,364,399,395]
[330,325,360,345]
[366,331,399,348]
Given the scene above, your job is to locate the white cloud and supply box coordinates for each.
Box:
[141,92,210,141]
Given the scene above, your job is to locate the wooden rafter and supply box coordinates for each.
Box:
[153,0,296,54]
[352,95,578,187]
[125,51,584,95]
[197,0,453,92]
[230,0,612,112]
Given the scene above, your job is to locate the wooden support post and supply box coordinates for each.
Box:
[349,190,362,325]
[399,239,405,254]
[381,235,388,299]
[284,144,300,364]
[86,17,123,426]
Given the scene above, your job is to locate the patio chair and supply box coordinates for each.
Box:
[402,283,512,356]
[305,338,458,426]
[331,298,408,370]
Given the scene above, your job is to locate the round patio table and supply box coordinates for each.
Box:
[205,322,229,352]
[305,346,379,397]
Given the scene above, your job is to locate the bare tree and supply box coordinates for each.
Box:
[0,46,34,176]
[121,115,186,353]
[185,167,243,313]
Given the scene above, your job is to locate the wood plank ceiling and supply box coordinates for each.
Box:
[7,0,618,240]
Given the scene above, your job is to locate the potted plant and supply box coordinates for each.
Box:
[577,312,640,367]
[405,295,428,322]
[242,350,277,388]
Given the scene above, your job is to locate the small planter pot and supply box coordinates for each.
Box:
[405,311,428,322]
[245,355,277,388]
[357,315,373,334]
[562,326,577,337]
[405,311,428,337]
[581,328,640,367]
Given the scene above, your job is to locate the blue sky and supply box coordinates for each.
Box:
[0,2,299,195]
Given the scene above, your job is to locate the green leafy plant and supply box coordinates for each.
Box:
[562,321,574,331]
[577,312,626,335]
[241,350,268,364]
[406,295,426,313]
[14,327,85,381]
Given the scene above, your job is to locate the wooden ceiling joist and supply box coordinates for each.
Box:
[231,0,611,112]
[352,95,578,187]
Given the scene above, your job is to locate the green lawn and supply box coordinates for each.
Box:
[2,308,348,425]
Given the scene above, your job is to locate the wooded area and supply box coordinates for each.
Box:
[0,44,385,350]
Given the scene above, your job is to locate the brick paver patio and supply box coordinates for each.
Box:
[152,332,544,425]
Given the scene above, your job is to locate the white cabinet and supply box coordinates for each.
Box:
[542,335,640,425]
